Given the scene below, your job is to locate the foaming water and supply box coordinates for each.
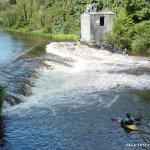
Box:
[3,42,150,115]
[45,42,150,93]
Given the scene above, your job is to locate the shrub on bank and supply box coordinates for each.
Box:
[131,21,150,52]
[104,10,150,52]
[104,32,131,50]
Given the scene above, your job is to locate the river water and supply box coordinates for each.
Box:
[0,30,150,150]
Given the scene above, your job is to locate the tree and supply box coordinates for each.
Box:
[125,0,150,23]
[9,0,16,4]
[113,8,134,38]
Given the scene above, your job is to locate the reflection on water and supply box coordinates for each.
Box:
[0,30,48,64]
[136,90,150,103]
[26,41,48,58]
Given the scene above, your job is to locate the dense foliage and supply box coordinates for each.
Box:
[105,0,150,51]
[0,0,149,51]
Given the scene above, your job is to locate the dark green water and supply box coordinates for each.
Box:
[0,30,150,150]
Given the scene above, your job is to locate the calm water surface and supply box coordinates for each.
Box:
[0,30,150,150]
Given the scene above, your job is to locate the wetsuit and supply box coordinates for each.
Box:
[121,117,134,125]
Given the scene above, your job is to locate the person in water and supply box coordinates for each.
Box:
[123,48,128,55]
[121,113,134,125]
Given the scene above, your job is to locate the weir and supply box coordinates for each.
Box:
[3,41,150,112]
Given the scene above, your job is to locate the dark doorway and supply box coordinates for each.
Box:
[100,16,104,26]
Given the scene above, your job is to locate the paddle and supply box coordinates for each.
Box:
[111,117,122,122]
[111,117,141,122]
[134,117,141,121]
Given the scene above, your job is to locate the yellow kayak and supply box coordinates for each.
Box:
[123,124,138,131]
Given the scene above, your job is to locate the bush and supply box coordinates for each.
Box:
[104,32,115,46]
[105,9,150,52]
[104,32,131,49]
[131,36,150,52]
[131,21,150,51]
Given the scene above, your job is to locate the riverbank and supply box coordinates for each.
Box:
[1,27,79,42]
[1,27,150,57]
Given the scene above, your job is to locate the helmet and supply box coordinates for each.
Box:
[126,113,131,118]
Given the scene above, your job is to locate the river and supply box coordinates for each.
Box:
[0,30,150,150]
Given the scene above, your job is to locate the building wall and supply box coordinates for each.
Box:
[81,12,115,43]
[80,14,91,42]
[91,14,115,43]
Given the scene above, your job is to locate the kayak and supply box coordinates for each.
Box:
[112,116,141,131]
[121,123,138,131]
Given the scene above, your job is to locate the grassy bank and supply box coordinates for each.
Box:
[1,27,79,42]
[0,85,5,112]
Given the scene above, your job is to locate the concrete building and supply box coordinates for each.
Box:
[80,4,116,44]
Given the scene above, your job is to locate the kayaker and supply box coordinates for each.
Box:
[123,48,128,55]
[121,113,134,125]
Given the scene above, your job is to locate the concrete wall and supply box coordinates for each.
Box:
[91,14,115,43]
[80,14,92,42]
[81,12,115,43]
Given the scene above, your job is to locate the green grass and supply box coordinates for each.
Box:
[1,27,79,42]
[39,32,78,41]
[52,34,78,41]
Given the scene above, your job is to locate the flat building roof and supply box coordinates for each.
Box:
[88,11,116,15]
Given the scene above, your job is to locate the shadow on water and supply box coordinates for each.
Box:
[136,90,150,103]
[0,115,6,149]
[5,31,50,59]
[133,90,150,146]
[4,30,50,46]
[26,41,48,58]
[130,51,150,57]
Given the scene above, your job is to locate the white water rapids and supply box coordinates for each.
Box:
[3,42,150,116]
